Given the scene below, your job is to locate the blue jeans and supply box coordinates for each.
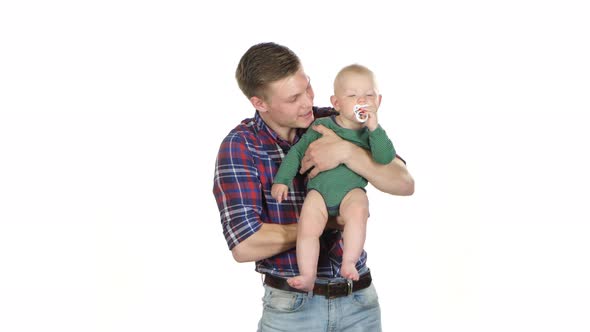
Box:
[257,283,382,331]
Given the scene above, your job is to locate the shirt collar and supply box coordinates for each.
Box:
[253,111,306,147]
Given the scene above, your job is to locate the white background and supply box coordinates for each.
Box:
[1,0,589,331]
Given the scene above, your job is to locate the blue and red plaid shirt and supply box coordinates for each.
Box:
[213,107,368,278]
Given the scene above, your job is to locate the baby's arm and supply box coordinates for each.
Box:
[368,126,396,164]
[272,128,321,201]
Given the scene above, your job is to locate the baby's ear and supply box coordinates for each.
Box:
[330,95,340,110]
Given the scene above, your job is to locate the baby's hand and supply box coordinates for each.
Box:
[271,184,289,203]
[363,105,379,131]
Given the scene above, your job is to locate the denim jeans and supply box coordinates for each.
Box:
[257,283,382,332]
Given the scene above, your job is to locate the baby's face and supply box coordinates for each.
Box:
[334,72,380,120]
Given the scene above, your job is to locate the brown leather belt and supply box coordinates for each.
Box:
[264,271,372,299]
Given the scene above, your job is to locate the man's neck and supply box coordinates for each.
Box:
[259,113,297,143]
[273,126,297,143]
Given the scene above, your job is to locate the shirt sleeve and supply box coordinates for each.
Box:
[368,125,396,164]
[273,128,321,186]
[313,106,337,118]
[213,132,264,250]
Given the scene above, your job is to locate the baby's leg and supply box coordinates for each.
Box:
[287,190,328,292]
[339,188,369,281]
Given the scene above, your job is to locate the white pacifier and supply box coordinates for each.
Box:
[353,104,369,123]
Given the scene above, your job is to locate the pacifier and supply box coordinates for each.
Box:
[353,104,369,123]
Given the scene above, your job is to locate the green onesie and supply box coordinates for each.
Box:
[274,116,396,216]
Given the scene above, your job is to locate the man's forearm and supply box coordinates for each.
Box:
[231,223,297,262]
[345,145,414,196]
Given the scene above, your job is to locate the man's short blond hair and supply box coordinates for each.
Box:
[235,42,301,101]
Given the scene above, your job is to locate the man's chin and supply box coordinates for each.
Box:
[299,118,314,128]
[299,112,314,127]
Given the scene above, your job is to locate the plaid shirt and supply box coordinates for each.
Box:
[213,106,368,278]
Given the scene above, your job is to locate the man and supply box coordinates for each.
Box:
[213,42,414,331]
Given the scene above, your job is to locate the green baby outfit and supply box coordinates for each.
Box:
[273,116,395,216]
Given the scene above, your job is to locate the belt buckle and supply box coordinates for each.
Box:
[325,279,354,299]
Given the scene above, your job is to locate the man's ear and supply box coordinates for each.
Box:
[330,95,340,111]
[250,96,269,113]
[377,94,383,107]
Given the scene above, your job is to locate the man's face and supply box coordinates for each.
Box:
[263,68,315,130]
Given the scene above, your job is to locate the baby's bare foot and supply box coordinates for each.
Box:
[287,275,315,292]
[341,263,359,281]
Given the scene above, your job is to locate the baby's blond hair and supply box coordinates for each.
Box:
[333,64,377,93]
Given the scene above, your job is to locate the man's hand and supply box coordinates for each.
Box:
[300,125,355,178]
[271,183,289,203]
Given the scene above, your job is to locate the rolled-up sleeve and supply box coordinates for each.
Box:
[213,132,263,250]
